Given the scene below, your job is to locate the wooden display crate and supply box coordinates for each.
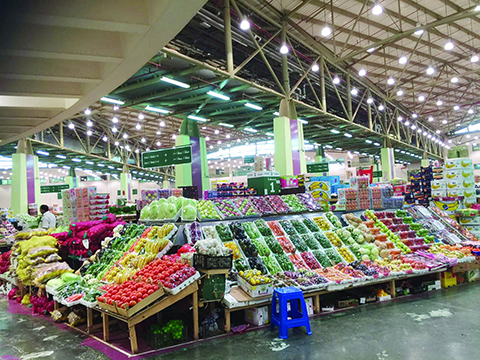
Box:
[98,287,166,318]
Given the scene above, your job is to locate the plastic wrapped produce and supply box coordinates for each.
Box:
[233,198,259,217]
[266,195,291,214]
[303,218,320,233]
[253,220,272,237]
[325,212,342,229]
[281,195,307,212]
[247,257,268,273]
[314,232,332,248]
[234,258,250,272]
[261,255,282,274]
[243,222,261,239]
[291,220,309,234]
[324,248,343,265]
[214,199,242,218]
[250,197,275,215]
[267,221,286,237]
[289,234,308,252]
[279,220,296,236]
[251,237,271,256]
[301,234,320,250]
[288,253,309,270]
[264,236,283,254]
[215,224,233,242]
[277,236,296,253]
[275,253,295,271]
[197,200,221,220]
[296,193,322,211]
[238,238,258,257]
[312,250,333,268]
[300,252,322,270]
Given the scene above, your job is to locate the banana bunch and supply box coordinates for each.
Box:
[145,238,169,254]
[157,223,174,238]
[119,253,135,266]
[113,268,137,284]
[134,238,147,252]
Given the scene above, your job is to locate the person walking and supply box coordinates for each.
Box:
[40,204,56,229]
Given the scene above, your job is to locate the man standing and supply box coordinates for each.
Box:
[40,204,56,229]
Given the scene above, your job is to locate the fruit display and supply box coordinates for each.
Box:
[261,255,282,274]
[336,228,355,246]
[296,193,322,211]
[233,198,259,217]
[251,237,271,256]
[238,269,271,285]
[289,234,309,253]
[247,257,268,273]
[234,258,250,272]
[237,237,258,257]
[314,267,352,282]
[185,222,202,245]
[277,236,296,253]
[300,252,321,269]
[337,247,356,263]
[279,220,297,236]
[291,219,309,234]
[182,198,197,221]
[214,199,242,218]
[312,250,333,267]
[243,222,262,239]
[0,251,10,274]
[194,239,231,257]
[202,226,217,240]
[324,248,343,265]
[267,221,286,237]
[325,212,342,229]
[333,263,365,279]
[275,253,295,271]
[358,243,380,261]
[215,224,233,242]
[266,195,291,214]
[375,259,413,273]
[264,236,284,254]
[132,259,196,289]
[224,241,243,259]
[313,216,333,231]
[229,222,248,241]
[281,195,307,212]
[301,234,320,250]
[288,253,309,270]
[324,231,342,247]
[314,232,332,248]
[98,280,160,308]
[303,218,320,233]
[253,220,272,237]
[250,197,276,215]
[197,200,221,220]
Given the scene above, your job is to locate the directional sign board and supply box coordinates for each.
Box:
[40,184,69,193]
[307,162,329,173]
[142,146,192,168]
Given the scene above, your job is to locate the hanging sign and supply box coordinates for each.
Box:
[142,146,192,168]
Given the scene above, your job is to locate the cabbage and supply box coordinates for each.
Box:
[183,205,197,220]
[150,204,160,219]
[158,198,167,205]
[46,278,64,289]
[175,196,184,211]
[158,203,167,219]
[183,198,197,208]
[168,196,177,204]
[166,203,177,218]
[140,205,151,220]
[61,272,80,283]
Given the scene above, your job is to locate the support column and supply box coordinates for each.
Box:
[120,165,132,202]
[421,151,429,167]
[11,139,40,215]
[380,148,396,181]
[175,119,210,198]
[274,116,293,176]
[314,147,328,176]
[163,180,170,189]
[66,167,79,188]
[223,0,234,76]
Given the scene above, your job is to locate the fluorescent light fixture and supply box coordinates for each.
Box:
[207,91,230,101]
[378,105,384,111]
[396,90,404,96]
[240,19,250,30]
[146,105,169,114]
[244,127,257,133]
[36,150,49,156]
[188,115,208,122]
[333,77,340,85]
[451,77,459,83]
[100,97,124,105]
[62,166,70,169]
[414,29,424,36]
[85,161,94,165]
[266,132,274,136]
[273,111,280,116]
[72,158,81,163]
[373,142,380,146]
[367,47,376,53]
[344,133,353,138]
[219,122,234,128]
[84,109,91,115]
[330,129,340,134]
[160,77,189,88]
[442,120,448,124]
[336,148,343,151]
[324,145,333,149]
[98,163,105,167]
[298,119,308,124]
[354,151,360,154]
[55,154,66,159]
[365,139,373,144]
[245,102,262,110]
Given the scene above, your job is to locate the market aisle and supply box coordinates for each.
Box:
[1,285,480,360]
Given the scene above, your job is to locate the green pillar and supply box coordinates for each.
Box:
[298,122,307,174]
[314,146,325,163]
[163,180,170,189]
[421,159,429,167]
[274,116,294,176]
[66,167,79,188]
[381,148,396,181]
[175,134,192,187]
[120,165,132,202]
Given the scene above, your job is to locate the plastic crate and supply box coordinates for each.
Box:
[146,327,187,349]
[194,253,233,270]
[201,274,226,301]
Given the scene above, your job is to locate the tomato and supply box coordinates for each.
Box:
[147,289,154,295]
[98,296,105,303]
[107,299,113,305]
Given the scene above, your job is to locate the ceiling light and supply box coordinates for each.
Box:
[226,134,231,139]
[146,147,150,151]
[417,128,422,133]
[138,113,144,120]
[85,161,94,165]
[321,26,332,37]
[378,104,384,111]
[428,117,434,122]
[141,137,146,143]
[367,98,373,104]
[414,29,424,36]
[387,77,395,85]
[280,44,289,54]
[344,133,353,138]
[102,136,107,142]
[427,134,432,139]
[156,141,161,146]
[112,117,118,123]
[397,116,403,122]
[298,119,308,124]
[398,56,408,65]
[330,129,340,134]
[372,4,383,15]
[453,105,460,111]
[423,131,427,135]
[36,150,49,156]
[114,141,119,146]
[68,123,75,129]
[365,139,372,144]
[418,95,425,102]
[467,134,471,138]
[207,91,230,101]
[244,127,258,133]
[122,133,128,139]
[245,102,262,110]
[442,119,448,124]
[219,122,234,128]
[471,54,479,63]
[332,77,340,85]
[311,63,319,72]
[113,105,119,111]
[72,158,81,163]
[358,69,367,77]
[469,108,474,114]
[160,77,189,88]
[411,125,417,130]
[444,41,454,51]
[86,120,93,127]
[266,132,274,136]
[367,47,376,53]
[172,134,177,139]
[112,127,118,133]
[475,5,480,11]
[188,114,208,122]
[456,123,461,126]
[214,129,220,135]
[87,130,92,136]
[217,140,222,144]
[146,105,169,114]
[412,113,418,118]
[84,109,91,115]
[397,90,404,96]
[373,142,380,146]
[135,123,141,130]
[156,131,161,135]
[135,149,140,154]
[100,97,124,105]
[205,136,210,141]
[404,120,410,126]
[55,154,66,159]
[448,139,452,143]
[351,88,358,96]
[426,66,435,75]
[451,77,459,83]
[273,111,280,116]
[240,19,250,30]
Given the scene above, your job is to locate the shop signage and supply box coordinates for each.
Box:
[307,162,329,173]
[474,164,480,170]
[142,146,192,168]
[244,155,255,164]
[473,144,480,152]
[40,184,69,193]
[372,171,383,178]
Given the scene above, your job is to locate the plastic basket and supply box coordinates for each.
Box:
[194,253,233,270]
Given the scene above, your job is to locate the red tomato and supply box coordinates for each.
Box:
[147,289,154,295]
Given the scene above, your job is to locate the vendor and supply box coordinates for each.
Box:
[40,204,56,229]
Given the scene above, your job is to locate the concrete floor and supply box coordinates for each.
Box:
[1,285,479,360]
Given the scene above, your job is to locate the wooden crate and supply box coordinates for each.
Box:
[98,287,166,318]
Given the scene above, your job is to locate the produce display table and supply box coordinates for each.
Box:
[96,281,199,354]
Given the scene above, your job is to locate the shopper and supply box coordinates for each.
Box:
[40,204,56,229]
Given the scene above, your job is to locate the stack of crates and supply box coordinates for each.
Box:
[441,271,457,288]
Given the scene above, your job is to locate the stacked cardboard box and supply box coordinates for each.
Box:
[444,158,475,207]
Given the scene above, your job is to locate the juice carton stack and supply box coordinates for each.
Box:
[369,186,382,209]
[352,177,370,210]
[444,158,475,207]
[337,188,358,211]
[89,193,110,220]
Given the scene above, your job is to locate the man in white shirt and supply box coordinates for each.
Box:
[40,204,56,229]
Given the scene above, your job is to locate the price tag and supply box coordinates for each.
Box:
[359,297,366,304]
[82,239,89,249]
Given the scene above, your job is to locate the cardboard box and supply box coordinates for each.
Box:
[244,306,269,326]
[431,180,446,190]
[445,158,472,170]
[305,181,331,192]
[432,190,446,197]
[446,181,462,190]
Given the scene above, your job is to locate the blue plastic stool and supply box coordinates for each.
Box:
[270,287,312,339]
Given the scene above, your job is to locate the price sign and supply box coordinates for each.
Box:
[142,146,192,168]
[307,162,329,173]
